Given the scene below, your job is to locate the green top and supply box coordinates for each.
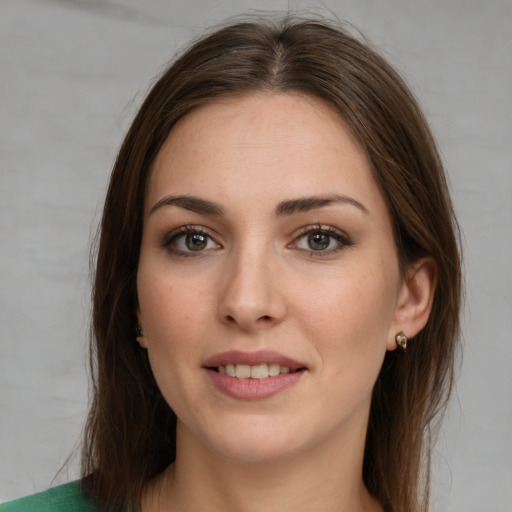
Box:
[1,482,100,512]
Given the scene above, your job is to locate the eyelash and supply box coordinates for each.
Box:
[290,224,353,257]
[161,224,353,258]
[162,225,220,257]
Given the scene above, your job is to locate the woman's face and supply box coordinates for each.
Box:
[137,93,409,462]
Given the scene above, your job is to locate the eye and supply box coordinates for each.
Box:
[292,225,352,256]
[306,232,331,251]
[163,226,220,255]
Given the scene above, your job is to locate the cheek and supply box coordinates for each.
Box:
[139,267,212,330]
[137,272,215,383]
[292,267,398,365]
[296,269,395,328]
[137,274,210,410]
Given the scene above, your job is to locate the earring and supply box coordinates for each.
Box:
[135,325,148,349]
[395,331,408,352]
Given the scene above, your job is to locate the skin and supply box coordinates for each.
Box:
[136,93,435,512]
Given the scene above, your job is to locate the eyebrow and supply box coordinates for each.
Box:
[149,193,368,217]
[275,194,368,216]
[149,195,224,216]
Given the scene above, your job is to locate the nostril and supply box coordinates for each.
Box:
[222,312,278,327]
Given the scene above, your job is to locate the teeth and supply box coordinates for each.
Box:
[268,363,281,376]
[235,364,251,379]
[251,364,268,379]
[217,363,296,378]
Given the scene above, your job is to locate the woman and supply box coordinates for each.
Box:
[2,15,461,512]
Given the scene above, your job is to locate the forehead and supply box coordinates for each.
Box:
[158,92,363,160]
[146,92,383,215]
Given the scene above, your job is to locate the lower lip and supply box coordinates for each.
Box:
[206,368,305,400]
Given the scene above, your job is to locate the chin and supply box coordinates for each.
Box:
[212,438,298,464]
[192,416,307,464]
[172,401,306,464]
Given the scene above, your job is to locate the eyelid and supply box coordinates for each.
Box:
[289,224,353,256]
[162,224,221,256]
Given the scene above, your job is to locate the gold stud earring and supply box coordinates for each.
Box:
[395,331,408,352]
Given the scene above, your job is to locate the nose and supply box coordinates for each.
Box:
[217,247,287,332]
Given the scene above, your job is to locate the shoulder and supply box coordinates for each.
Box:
[0,481,97,512]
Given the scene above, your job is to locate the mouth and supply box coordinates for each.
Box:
[204,350,307,400]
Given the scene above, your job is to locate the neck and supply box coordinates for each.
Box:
[142,423,382,512]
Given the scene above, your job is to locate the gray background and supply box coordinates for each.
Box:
[1,0,511,510]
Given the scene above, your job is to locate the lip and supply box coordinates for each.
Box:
[203,350,307,400]
[203,350,306,370]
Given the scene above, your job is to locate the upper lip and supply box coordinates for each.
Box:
[203,350,306,371]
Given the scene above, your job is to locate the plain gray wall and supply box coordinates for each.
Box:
[1,0,511,510]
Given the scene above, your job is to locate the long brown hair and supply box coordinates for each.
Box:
[82,16,462,512]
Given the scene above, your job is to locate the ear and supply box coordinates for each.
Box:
[135,310,148,349]
[387,257,437,351]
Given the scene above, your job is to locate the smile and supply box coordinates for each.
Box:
[204,350,307,399]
